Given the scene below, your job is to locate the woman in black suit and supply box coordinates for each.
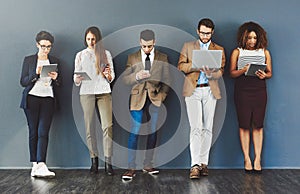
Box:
[20,31,61,177]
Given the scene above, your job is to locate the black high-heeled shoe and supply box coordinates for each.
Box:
[105,157,114,176]
[244,160,253,173]
[90,157,99,174]
[253,169,262,174]
[253,159,262,174]
[244,169,253,173]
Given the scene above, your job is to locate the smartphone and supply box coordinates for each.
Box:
[100,63,108,72]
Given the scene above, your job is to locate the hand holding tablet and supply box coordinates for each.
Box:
[245,63,267,76]
[40,64,57,77]
[74,72,92,80]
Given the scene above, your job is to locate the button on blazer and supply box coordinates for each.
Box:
[123,50,171,111]
[178,40,226,99]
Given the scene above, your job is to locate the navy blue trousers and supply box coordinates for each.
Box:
[24,95,54,162]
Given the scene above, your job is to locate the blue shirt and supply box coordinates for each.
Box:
[197,40,211,85]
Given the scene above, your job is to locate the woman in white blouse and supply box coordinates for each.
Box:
[74,26,115,175]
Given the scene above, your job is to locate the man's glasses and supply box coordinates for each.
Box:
[199,31,212,37]
[39,43,52,50]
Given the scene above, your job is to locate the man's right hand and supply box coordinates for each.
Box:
[136,70,151,81]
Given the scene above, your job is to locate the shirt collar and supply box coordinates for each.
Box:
[199,40,211,49]
[141,47,155,57]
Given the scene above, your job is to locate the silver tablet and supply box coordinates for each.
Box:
[74,72,92,80]
[192,50,222,69]
[40,64,57,77]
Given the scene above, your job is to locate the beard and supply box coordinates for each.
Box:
[199,37,212,44]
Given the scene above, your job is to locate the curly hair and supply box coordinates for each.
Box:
[237,21,268,49]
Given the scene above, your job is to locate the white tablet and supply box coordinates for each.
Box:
[74,72,92,80]
[192,50,222,69]
[245,63,267,76]
[40,64,57,77]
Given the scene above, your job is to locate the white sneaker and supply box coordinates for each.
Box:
[34,162,55,178]
[30,162,38,177]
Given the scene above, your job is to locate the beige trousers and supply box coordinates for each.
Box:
[80,93,113,158]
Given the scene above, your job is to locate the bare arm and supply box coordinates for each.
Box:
[230,49,248,78]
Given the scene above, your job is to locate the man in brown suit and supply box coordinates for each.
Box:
[178,18,226,179]
[122,29,171,181]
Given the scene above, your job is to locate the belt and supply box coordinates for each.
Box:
[196,83,209,87]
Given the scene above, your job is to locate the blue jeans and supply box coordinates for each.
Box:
[24,95,54,162]
[128,99,160,169]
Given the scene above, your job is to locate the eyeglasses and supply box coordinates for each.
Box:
[38,43,52,50]
[199,31,212,37]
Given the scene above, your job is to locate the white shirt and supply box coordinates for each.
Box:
[141,48,155,68]
[73,48,115,95]
[29,59,54,97]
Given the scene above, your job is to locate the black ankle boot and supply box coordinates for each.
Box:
[90,157,98,174]
[105,157,114,176]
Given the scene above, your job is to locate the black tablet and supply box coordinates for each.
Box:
[245,63,267,76]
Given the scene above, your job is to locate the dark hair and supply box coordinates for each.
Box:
[237,21,268,49]
[35,31,54,44]
[140,29,155,41]
[198,18,215,31]
[84,26,102,47]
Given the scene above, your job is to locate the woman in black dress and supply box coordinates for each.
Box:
[230,22,272,173]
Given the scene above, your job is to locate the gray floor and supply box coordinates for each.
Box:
[0,169,299,193]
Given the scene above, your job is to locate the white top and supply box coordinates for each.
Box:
[29,59,54,97]
[141,48,155,68]
[237,48,265,70]
[73,48,115,95]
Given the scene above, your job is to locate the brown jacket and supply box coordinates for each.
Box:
[178,40,226,99]
[123,49,171,110]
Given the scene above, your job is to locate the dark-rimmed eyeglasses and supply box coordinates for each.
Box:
[199,31,212,37]
[38,43,52,50]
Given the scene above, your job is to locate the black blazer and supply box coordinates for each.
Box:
[20,54,61,109]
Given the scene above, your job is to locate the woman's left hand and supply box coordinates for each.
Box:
[103,67,112,81]
[255,69,266,79]
[48,72,58,80]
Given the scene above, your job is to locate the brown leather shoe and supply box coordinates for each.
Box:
[190,165,201,179]
[200,164,208,176]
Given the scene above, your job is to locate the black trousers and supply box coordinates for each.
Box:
[24,95,54,162]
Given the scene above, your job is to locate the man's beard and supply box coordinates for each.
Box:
[199,37,211,44]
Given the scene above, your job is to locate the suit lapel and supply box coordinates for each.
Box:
[208,42,216,50]
[150,50,161,73]
[30,54,38,72]
[133,50,144,72]
[194,40,200,50]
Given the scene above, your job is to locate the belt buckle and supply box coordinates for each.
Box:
[196,83,208,87]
